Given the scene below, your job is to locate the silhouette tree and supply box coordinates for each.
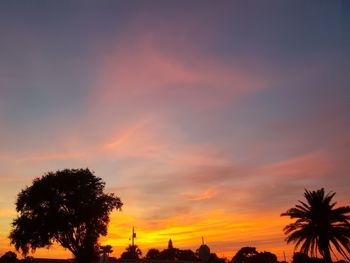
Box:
[9,168,123,263]
[281,188,350,263]
[159,248,177,260]
[177,249,198,261]
[231,247,278,263]
[232,247,258,263]
[249,251,277,263]
[146,248,161,260]
[0,251,18,263]
[208,253,226,263]
[293,252,327,263]
[293,252,315,263]
[100,245,113,263]
[120,245,142,259]
[147,246,198,261]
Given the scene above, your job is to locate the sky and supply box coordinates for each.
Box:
[0,1,350,261]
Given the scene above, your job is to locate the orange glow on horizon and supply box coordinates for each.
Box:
[1,208,294,261]
[101,209,293,261]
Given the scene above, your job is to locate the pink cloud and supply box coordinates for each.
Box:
[183,187,218,201]
[260,151,333,178]
[91,34,270,112]
[103,118,165,159]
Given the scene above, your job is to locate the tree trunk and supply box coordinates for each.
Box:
[75,249,99,263]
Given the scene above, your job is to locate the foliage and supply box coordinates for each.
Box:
[293,252,350,263]
[120,245,142,259]
[159,248,177,260]
[100,244,113,256]
[293,252,311,263]
[208,253,226,263]
[146,248,161,259]
[232,247,258,263]
[231,247,278,263]
[293,252,325,263]
[9,168,123,263]
[100,245,113,263]
[145,246,199,261]
[251,251,277,263]
[0,251,18,263]
[177,249,198,261]
[282,188,350,263]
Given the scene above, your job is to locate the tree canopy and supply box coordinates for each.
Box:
[231,247,278,263]
[281,188,350,263]
[145,248,161,260]
[145,246,200,261]
[120,245,142,259]
[0,251,18,263]
[9,168,123,263]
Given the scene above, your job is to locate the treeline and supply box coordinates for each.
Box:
[231,247,349,263]
[118,244,350,263]
[0,251,31,263]
[292,253,348,263]
[1,248,349,263]
[120,245,224,263]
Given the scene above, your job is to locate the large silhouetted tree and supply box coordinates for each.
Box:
[10,168,123,263]
[281,188,350,263]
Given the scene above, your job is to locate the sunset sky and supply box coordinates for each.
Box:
[0,1,349,261]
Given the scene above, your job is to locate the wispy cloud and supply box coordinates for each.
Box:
[92,34,270,113]
[103,118,165,159]
[183,188,217,201]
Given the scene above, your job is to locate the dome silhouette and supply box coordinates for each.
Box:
[198,244,210,262]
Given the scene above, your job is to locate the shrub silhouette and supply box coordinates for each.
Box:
[120,245,142,259]
[177,249,198,261]
[146,248,161,260]
[0,251,18,263]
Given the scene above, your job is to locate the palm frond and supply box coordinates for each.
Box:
[281,188,350,262]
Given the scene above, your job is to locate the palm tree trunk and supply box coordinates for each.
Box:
[323,247,332,263]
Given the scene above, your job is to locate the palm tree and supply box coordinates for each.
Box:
[281,188,350,263]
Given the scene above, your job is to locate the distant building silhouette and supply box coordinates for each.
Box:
[168,239,174,250]
[198,237,210,263]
